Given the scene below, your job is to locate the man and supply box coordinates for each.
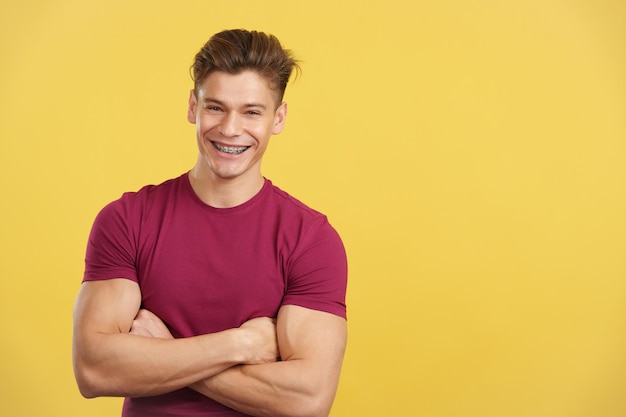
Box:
[72,29,348,417]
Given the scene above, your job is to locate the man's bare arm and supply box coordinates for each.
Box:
[190,305,347,417]
[72,278,278,398]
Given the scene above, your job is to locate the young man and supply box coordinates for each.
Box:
[72,29,348,417]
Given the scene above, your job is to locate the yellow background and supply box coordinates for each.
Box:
[1,1,625,416]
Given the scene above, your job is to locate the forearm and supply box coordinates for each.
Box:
[190,360,336,417]
[188,306,347,417]
[74,328,244,398]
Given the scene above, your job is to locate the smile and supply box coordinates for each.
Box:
[212,142,250,155]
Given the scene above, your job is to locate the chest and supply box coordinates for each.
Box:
[135,208,287,337]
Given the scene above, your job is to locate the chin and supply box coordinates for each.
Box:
[211,165,247,180]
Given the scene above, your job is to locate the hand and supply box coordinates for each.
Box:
[239,317,279,364]
[130,309,174,339]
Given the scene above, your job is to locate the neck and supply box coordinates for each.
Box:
[188,157,264,208]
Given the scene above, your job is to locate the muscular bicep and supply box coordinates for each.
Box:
[73,279,141,334]
[72,278,141,371]
[277,305,347,386]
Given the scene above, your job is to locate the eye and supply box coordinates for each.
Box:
[206,105,223,112]
[246,110,261,116]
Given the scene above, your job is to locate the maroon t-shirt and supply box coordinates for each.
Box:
[83,173,347,416]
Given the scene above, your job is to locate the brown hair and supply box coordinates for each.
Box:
[191,29,300,104]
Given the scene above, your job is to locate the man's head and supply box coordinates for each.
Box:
[191,29,299,107]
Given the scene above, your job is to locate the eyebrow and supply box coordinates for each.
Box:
[203,97,267,110]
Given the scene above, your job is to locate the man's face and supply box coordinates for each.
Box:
[188,70,287,183]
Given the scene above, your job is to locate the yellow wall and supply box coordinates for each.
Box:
[1,1,625,416]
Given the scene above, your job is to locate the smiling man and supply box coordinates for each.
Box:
[72,29,348,417]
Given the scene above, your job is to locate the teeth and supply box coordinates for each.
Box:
[213,142,249,155]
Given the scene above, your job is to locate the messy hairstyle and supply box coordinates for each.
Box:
[191,29,300,104]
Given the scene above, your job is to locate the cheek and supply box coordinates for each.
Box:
[252,121,275,140]
[198,114,220,129]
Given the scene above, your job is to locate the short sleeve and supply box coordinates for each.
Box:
[283,218,348,319]
[83,197,138,283]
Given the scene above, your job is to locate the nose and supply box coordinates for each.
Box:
[219,111,243,137]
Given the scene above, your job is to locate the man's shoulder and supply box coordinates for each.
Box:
[270,183,328,231]
[97,173,189,222]
[266,181,327,221]
[114,173,188,205]
[263,181,342,244]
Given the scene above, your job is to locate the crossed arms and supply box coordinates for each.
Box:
[72,278,347,417]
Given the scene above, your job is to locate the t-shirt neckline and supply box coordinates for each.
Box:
[182,172,271,214]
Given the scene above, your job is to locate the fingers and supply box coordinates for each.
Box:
[134,308,158,321]
[238,317,279,364]
[130,309,174,339]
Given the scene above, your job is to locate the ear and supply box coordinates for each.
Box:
[272,102,288,135]
[187,89,197,124]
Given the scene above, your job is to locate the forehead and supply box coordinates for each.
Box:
[197,70,278,107]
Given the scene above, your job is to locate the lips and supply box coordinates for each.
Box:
[212,141,250,155]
